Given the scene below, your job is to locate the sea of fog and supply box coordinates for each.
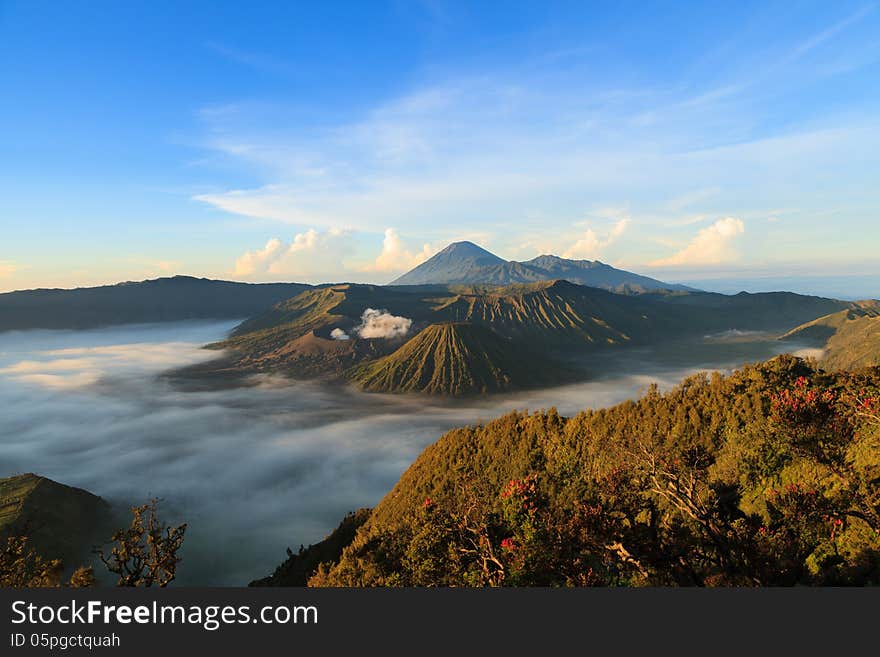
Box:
[0,321,813,585]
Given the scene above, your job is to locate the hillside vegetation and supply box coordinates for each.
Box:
[782,304,880,371]
[348,323,559,395]
[301,356,880,586]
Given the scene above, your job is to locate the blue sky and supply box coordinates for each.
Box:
[1,0,879,296]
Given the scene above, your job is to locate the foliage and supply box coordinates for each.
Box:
[0,536,95,588]
[309,356,880,586]
[95,499,186,587]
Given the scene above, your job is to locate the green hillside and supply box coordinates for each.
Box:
[782,303,880,370]
[0,473,112,571]
[300,356,880,586]
[347,323,560,395]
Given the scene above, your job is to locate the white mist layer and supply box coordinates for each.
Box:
[0,321,807,584]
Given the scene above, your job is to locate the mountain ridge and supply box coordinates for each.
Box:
[781,302,880,370]
[209,279,855,394]
[390,241,692,292]
[0,276,312,331]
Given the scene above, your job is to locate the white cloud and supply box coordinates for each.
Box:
[232,228,353,280]
[233,237,285,276]
[365,228,436,273]
[650,217,745,267]
[563,217,631,260]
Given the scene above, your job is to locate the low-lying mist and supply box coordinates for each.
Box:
[0,321,807,585]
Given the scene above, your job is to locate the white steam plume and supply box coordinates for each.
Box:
[355,308,412,339]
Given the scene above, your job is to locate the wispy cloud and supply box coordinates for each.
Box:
[786,4,877,64]
[205,41,297,75]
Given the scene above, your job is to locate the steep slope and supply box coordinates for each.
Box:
[782,303,880,370]
[347,323,556,395]
[390,240,687,292]
[216,286,353,358]
[304,356,880,587]
[211,284,440,374]
[429,281,847,344]
[431,280,662,346]
[0,473,112,570]
[389,242,506,285]
[0,276,311,331]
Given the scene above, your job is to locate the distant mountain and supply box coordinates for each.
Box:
[392,241,506,284]
[781,301,880,370]
[0,473,112,572]
[390,241,691,292]
[0,276,312,331]
[348,323,558,395]
[210,280,855,394]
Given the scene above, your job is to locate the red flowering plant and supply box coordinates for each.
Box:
[770,375,853,472]
[853,390,880,427]
[500,474,542,531]
[496,474,551,583]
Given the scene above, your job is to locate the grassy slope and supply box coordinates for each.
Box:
[0,473,112,569]
[347,323,560,395]
[782,303,880,370]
